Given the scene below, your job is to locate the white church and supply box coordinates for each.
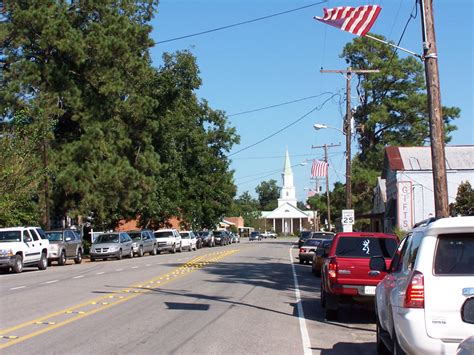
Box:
[260,149,315,234]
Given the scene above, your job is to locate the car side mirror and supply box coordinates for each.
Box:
[369,256,387,272]
[24,236,32,243]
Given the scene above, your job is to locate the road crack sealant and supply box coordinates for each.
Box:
[0,249,239,350]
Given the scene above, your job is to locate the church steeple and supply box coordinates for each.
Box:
[278,148,297,208]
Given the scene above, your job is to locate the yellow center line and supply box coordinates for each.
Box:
[0,249,239,349]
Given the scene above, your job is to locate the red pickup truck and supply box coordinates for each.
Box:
[320,232,398,320]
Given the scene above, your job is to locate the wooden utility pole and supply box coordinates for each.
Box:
[420,0,449,218]
[312,143,341,230]
[320,68,379,209]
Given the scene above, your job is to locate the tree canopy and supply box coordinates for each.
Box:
[0,1,239,230]
[255,179,280,211]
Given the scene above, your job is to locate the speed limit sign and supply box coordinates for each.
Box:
[342,209,355,225]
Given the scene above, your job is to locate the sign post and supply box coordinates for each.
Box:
[342,209,355,232]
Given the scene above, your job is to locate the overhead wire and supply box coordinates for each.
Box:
[228,90,344,158]
[228,92,336,117]
[156,1,328,44]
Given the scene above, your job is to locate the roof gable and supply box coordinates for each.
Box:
[265,202,309,219]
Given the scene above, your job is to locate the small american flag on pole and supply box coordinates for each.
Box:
[311,160,328,177]
[315,5,382,37]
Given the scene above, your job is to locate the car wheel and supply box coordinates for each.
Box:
[299,259,304,264]
[117,249,123,260]
[151,245,157,255]
[74,249,83,264]
[320,288,326,307]
[129,248,134,258]
[138,247,144,257]
[12,254,23,273]
[376,316,390,355]
[171,244,176,254]
[58,250,66,266]
[178,244,182,253]
[90,257,95,262]
[324,292,338,321]
[103,258,108,261]
[38,252,48,270]
[47,260,52,267]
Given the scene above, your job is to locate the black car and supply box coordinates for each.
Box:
[197,231,214,247]
[213,230,230,246]
[297,231,313,248]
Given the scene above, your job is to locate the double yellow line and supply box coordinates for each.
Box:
[0,249,238,349]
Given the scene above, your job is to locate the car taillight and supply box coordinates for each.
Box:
[404,271,424,308]
[300,248,305,253]
[328,258,337,279]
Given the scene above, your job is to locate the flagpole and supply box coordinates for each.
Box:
[365,34,422,59]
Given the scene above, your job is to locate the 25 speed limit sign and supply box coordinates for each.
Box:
[342,209,355,225]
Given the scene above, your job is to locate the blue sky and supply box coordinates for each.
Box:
[150,0,473,202]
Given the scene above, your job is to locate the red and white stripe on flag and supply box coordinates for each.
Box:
[315,5,381,37]
[311,160,328,177]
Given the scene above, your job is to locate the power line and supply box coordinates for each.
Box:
[228,92,335,117]
[228,90,344,158]
[156,1,328,44]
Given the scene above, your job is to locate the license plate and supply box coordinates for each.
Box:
[364,286,376,295]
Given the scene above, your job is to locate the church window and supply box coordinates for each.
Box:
[286,192,289,196]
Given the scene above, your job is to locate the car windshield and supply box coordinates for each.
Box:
[303,239,321,247]
[311,232,334,239]
[336,237,398,258]
[0,231,21,242]
[45,232,63,241]
[299,231,312,239]
[154,231,173,238]
[434,233,474,275]
[96,234,119,243]
[128,233,142,241]
[181,233,190,238]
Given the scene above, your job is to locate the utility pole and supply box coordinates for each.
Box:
[320,68,379,209]
[420,0,449,218]
[312,143,341,230]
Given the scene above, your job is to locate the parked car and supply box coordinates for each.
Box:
[197,231,214,247]
[298,238,323,264]
[193,231,203,249]
[370,217,474,354]
[311,231,335,240]
[90,232,133,261]
[213,230,230,246]
[229,232,240,243]
[320,231,398,320]
[154,229,182,253]
[312,239,333,277]
[179,231,197,251]
[458,335,474,355]
[297,230,313,248]
[0,227,49,273]
[249,231,262,241]
[261,231,277,239]
[45,229,83,265]
[127,230,157,257]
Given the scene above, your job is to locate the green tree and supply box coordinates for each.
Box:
[340,35,460,215]
[229,191,261,229]
[450,181,474,216]
[255,179,280,211]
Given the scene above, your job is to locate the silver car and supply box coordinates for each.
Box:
[45,229,84,265]
[127,230,157,257]
[90,232,133,261]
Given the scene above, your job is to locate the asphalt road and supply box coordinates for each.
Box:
[0,238,376,354]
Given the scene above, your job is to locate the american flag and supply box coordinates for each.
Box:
[315,5,382,37]
[311,160,328,178]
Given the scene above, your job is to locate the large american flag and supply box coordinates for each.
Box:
[311,160,328,178]
[315,5,382,37]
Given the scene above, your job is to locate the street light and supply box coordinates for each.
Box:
[314,122,352,210]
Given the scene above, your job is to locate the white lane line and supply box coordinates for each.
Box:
[73,275,84,279]
[289,248,312,355]
[131,266,138,269]
[146,264,152,267]
[115,269,123,272]
[45,280,59,284]
[10,286,26,290]
[96,272,105,275]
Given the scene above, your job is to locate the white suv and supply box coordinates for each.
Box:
[370,216,474,354]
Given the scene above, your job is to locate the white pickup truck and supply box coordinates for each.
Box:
[0,226,50,273]
[153,229,182,253]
